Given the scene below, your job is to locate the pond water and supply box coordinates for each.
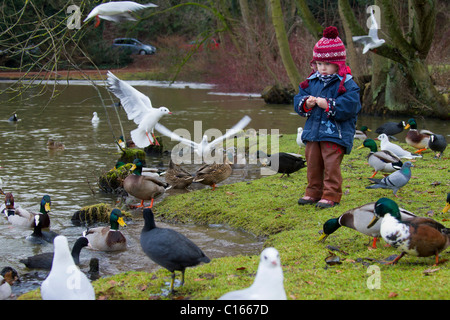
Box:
[0,79,448,298]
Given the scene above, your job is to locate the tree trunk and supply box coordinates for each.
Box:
[294,0,323,39]
[269,0,301,91]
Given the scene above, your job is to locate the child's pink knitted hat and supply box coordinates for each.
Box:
[300,26,350,93]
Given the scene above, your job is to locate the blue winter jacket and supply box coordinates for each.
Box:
[293,73,361,154]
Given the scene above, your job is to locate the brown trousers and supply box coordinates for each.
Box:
[304,141,345,203]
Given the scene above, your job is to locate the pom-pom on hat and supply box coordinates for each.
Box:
[301,26,350,93]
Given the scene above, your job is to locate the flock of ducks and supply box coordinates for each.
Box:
[316,118,449,269]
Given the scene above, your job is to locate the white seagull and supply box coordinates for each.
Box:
[218,247,287,300]
[107,71,172,148]
[40,236,95,300]
[352,8,385,54]
[84,1,158,27]
[154,115,251,158]
[377,134,422,159]
[91,112,100,124]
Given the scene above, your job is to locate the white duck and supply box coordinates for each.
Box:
[154,115,251,159]
[84,1,158,27]
[377,134,422,159]
[107,71,172,148]
[218,247,287,300]
[352,7,385,54]
[41,236,95,300]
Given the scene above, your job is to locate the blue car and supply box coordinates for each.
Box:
[112,38,156,55]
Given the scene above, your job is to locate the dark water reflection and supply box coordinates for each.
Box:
[0,80,448,297]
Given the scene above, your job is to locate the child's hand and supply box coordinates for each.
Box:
[306,96,316,108]
[316,97,329,110]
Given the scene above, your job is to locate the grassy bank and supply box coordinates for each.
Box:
[19,134,449,300]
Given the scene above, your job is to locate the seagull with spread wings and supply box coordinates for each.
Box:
[107,71,172,148]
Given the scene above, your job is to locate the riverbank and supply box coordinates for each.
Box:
[17,133,449,300]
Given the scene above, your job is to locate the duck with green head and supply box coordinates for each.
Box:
[367,198,450,265]
[123,158,168,208]
[354,126,371,140]
[319,202,415,248]
[357,138,403,178]
[83,209,127,251]
[404,118,433,154]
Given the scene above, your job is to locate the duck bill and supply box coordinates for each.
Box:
[117,217,127,227]
[129,164,137,171]
[318,233,328,242]
[45,203,51,212]
[367,216,379,228]
[443,203,450,214]
[356,144,365,150]
[404,124,411,130]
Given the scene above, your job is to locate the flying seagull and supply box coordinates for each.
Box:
[84,1,158,28]
[107,71,172,148]
[352,7,385,54]
[155,115,251,159]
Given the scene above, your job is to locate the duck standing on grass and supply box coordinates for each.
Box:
[83,209,127,252]
[367,198,450,265]
[428,134,447,159]
[165,159,194,190]
[319,202,416,249]
[357,138,403,178]
[404,118,433,154]
[193,158,232,190]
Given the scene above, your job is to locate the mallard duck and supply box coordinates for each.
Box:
[428,134,447,159]
[375,120,406,137]
[366,161,413,197]
[165,159,194,189]
[123,158,168,208]
[41,236,95,300]
[357,138,403,178]
[20,237,89,270]
[354,126,371,140]
[319,202,416,248]
[47,138,65,150]
[193,159,232,190]
[140,208,210,293]
[218,247,287,300]
[83,209,127,252]
[404,118,433,154]
[3,194,51,228]
[367,198,450,265]
[26,214,58,244]
[2,193,34,227]
[377,134,421,159]
[442,193,450,214]
[257,151,306,178]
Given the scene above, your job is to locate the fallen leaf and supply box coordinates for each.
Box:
[388,292,398,298]
[236,267,246,271]
[423,268,440,275]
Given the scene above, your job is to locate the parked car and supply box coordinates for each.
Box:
[183,38,220,51]
[111,38,156,55]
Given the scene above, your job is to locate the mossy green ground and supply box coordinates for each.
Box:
[19,134,449,300]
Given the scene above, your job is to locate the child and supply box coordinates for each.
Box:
[294,26,361,208]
